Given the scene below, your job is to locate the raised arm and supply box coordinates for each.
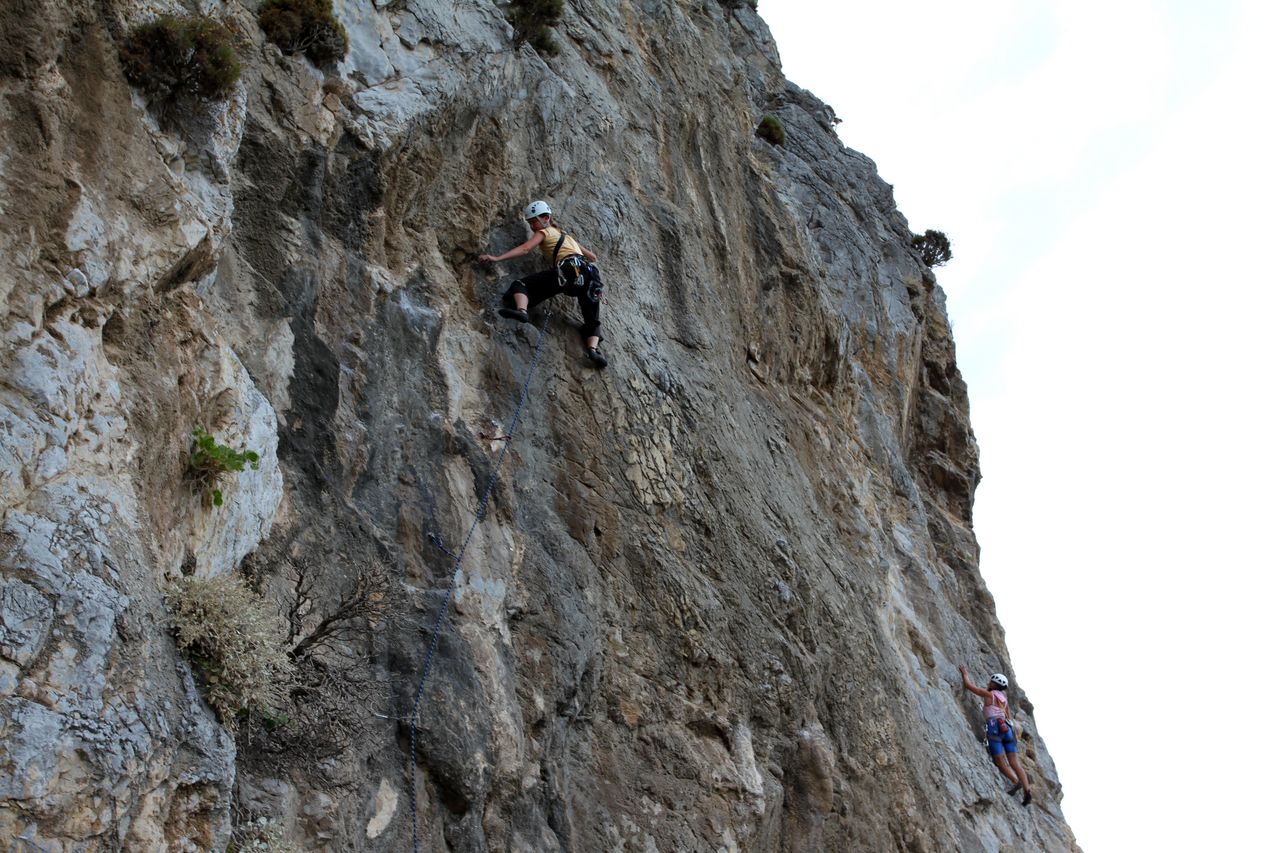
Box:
[959,665,992,702]
[479,232,542,263]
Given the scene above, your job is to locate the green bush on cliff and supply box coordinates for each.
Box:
[259,0,349,65]
[118,15,241,105]
[506,0,564,56]
[189,426,260,507]
[166,573,292,732]
[756,115,785,146]
[911,229,954,267]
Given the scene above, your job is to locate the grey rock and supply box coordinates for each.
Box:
[0,1,1077,851]
[0,698,63,801]
[0,580,53,668]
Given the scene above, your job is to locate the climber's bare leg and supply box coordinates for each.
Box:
[1008,754,1032,801]
[993,754,1020,786]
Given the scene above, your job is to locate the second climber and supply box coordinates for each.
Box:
[479,200,607,368]
[959,664,1033,806]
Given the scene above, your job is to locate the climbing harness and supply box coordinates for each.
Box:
[548,229,603,304]
[551,231,567,265]
[407,310,553,853]
[560,255,603,302]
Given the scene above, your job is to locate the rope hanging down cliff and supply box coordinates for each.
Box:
[406,310,553,853]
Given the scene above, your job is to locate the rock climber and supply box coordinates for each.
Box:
[959,664,1033,806]
[479,200,607,368]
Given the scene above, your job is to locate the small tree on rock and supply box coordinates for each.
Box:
[912,229,953,267]
[259,0,349,65]
[507,0,564,56]
[756,115,785,146]
[118,15,241,106]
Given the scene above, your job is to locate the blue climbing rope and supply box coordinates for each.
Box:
[407,310,552,852]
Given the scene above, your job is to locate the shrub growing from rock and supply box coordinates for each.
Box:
[506,0,564,56]
[166,573,291,731]
[189,426,260,507]
[118,15,241,105]
[756,115,785,146]
[259,0,349,65]
[911,229,953,267]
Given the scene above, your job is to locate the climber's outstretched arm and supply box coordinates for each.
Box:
[480,233,542,263]
[959,665,993,702]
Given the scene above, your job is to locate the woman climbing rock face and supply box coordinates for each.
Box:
[479,200,607,368]
[959,664,1033,806]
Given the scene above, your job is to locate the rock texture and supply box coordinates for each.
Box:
[1,1,1078,851]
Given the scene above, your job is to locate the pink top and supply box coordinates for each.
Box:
[984,689,1008,720]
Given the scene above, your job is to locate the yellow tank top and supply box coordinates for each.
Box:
[539,226,584,264]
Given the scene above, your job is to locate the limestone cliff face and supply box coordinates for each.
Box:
[0,1,1078,851]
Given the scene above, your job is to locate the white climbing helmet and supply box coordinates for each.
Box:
[989,673,1009,689]
[524,199,552,220]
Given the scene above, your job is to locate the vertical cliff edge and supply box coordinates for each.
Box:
[0,1,1079,850]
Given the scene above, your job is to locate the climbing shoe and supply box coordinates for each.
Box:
[585,348,608,368]
[498,307,529,323]
[1022,789,1033,807]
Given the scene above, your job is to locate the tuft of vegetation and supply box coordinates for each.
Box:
[189,427,260,507]
[226,817,305,853]
[756,115,785,146]
[285,556,390,662]
[234,539,398,761]
[911,229,954,267]
[258,0,350,65]
[506,0,564,56]
[119,15,242,105]
[166,573,292,732]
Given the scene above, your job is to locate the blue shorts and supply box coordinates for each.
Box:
[986,719,1018,756]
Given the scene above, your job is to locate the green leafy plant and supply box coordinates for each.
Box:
[258,0,350,65]
[166,573,292,732]
[911,229,954,267]
[756,115,785,146]
[190,426,260,507]
[118,15,241,105]
[506,0,564,56]
[259,709,290,731]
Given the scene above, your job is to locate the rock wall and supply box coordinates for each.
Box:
[0,1,1079,850]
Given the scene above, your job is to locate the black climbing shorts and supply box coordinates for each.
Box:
[503,262,603,343]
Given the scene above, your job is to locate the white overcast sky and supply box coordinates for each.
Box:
[757,1,1280,849]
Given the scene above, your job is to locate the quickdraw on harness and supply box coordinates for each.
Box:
[552,231,603,303]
